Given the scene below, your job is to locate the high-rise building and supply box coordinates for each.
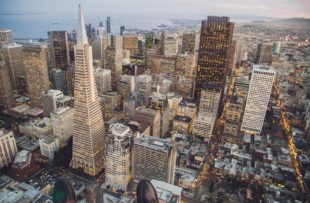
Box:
[136,75,152,106]
[255,43,273,65]
[3,43,26,94]
[227,40,236,76]
[41,89,65,116]
[66,64,75,96]
[48,31,70,70]
[192,113,215,139]
[94,68,111,94]
[105,46,123,90]
[71,4,105,176]
[105,123,133,191]
[117,74,135,100]
[133,106,161,137]
[120,25,125,35]
[23,43,51,108]
[133,135,176,184]
[100,92,121,120]
[51,68,67,94]
[106,16,111,34]
[111,34,123,51]
[0,59,14,109]
[159,56,176,75]
[195,16,234,99]
[223,96,245,138]
[176,53,195,76]
[234,75,250,97]
[198,86,221,117]
[181,33,196,54]
[241,65,275,135]
[50,107,74,146]
[272,42,281,54]
[161,32,178,57]
[0,29,13,47]
[145,32,154,49]
[148,93,170,137]
[39,136,59,160]
[176,76,194,99]
[123,34,139,56]
[0,129,17,169]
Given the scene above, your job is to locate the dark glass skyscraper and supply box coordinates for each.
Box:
[194,16,234,99]
[106,16,111,34]
[48,31,70,71]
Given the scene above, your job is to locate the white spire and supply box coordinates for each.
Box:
[77,4,88,45]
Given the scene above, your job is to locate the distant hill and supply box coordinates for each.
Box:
[273,17,310,24]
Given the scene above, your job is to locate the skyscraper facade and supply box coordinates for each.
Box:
[105,123,133,191]
[0,129,17,169]
[123,34,139,56]
[0,59,14,109]
[106,16,111,34]
[254,43,273,65]
[195,16,234,99]
[133,135,176,184]
[105,46,123,90]
[136,75,152,106]
[94,68,111,94]
[23,43,51,108]
[181,33,196,54]
[70,5,105,176]
[3,43,26,94]
[48,31,70,70]
[241,65,275,135]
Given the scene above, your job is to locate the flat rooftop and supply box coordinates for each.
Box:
[134,135,171,152]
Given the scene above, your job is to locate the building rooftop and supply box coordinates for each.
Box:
[12,104,30,113]
[0,175,13,189]
[102,190,134,203]
[253,65,275,74]
[40,136,57,145]
[174,115,192,123]
[135,135,171,153]
[151,180,182,203]
[33,194,53,203]
[179,99,197,107]
[16,136,40,152]
[12,150,31,169]
[109,123,132,138]
[52,106,71,115]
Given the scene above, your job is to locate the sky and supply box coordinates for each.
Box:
[0,0,309,19]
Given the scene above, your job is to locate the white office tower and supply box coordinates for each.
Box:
[198,87,221,117]
[71,4,106,176]
[50,107,74,146]
[0,129,17,168]
[94,68,111,94]
[133,135,176,184]
[241,65,275,135]
[105,123,133,191]
[136,75,152,106]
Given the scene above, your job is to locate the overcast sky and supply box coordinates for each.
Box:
[1,0,309,18]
